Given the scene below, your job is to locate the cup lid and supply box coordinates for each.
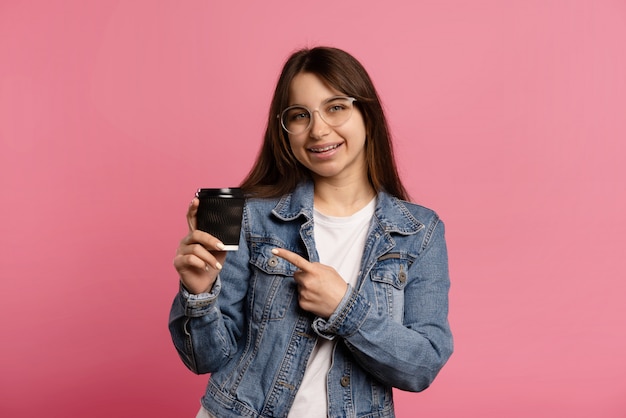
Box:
[196,188,244,198]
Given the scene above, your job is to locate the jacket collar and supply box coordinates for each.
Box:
[272,181,423,236]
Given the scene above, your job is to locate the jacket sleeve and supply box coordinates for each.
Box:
[168,225,251,374]
[312,214,453,392]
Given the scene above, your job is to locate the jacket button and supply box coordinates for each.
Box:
[268,256,279,267]
[399,271,407,283]
[340,376,350,387]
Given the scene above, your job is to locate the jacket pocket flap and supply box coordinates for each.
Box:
[371,254,411,290]
[249,240,298,276]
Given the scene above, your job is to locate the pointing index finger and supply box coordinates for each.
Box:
[271,248,310,271]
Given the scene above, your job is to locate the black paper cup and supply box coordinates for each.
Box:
[195,188,244,251]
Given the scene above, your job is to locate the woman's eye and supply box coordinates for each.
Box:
[289,110,309,121]
[326,100,350,113]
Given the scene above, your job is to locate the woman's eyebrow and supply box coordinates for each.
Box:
[288,95,347,107]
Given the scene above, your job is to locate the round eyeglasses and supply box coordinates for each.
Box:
[278,96,357,135]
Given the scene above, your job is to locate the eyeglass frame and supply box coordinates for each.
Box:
[277,96,357,135]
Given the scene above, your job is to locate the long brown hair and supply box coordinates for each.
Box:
[240,46,409,201]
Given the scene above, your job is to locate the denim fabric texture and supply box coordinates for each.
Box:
[169,181,453,418]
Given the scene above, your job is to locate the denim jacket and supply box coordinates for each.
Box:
[169,181,453,418]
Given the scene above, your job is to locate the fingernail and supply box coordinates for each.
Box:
[205,264,210,271]
[271,248,279,255]
[215,262,223,270]
[216,242,226,251]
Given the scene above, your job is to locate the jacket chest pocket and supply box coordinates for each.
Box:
[248,241,298,322]
[369,254,413,322]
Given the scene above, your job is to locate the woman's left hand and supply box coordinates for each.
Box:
[271,248,348,319]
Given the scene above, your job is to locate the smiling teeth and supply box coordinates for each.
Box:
[310,144,339,152]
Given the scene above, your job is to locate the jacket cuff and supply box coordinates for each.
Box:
[312,285,371,339]
[179,277,221,317]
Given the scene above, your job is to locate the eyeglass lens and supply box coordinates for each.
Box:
[281,97,354,135]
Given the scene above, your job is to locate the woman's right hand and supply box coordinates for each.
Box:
[173,198,227,294]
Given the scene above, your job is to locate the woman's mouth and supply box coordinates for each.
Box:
[308,143,340,153]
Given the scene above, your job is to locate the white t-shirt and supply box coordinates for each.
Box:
[288,198,376,418]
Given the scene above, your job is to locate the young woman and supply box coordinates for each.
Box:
[169,46,453,418]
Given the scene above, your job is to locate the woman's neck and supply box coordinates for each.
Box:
[313,177,376,217]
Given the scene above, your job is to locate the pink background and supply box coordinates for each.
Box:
[1,1,625,417]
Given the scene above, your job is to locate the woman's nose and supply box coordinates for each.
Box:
[309,110,330,139]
